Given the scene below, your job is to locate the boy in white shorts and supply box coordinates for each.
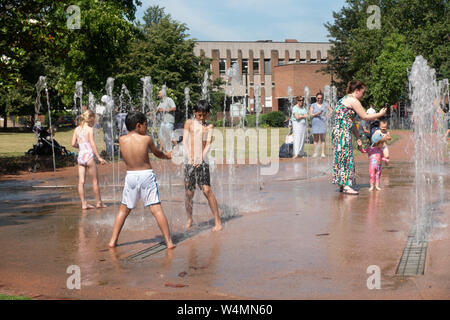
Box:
[109,111,175,249]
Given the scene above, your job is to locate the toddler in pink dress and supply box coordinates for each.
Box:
[358,132,385,191]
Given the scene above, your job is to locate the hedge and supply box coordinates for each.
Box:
[208,111,287,128]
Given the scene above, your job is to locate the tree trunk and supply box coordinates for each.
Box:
[3,114,7,128]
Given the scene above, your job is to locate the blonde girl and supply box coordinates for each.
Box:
[72,110,107,209]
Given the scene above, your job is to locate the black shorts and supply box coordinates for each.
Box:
[184,162,211,191]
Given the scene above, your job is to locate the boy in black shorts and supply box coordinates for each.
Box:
[183,100,222,231]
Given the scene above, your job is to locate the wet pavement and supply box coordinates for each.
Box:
[0,133,449,299]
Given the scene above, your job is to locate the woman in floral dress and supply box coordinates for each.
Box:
[331,81,387,194]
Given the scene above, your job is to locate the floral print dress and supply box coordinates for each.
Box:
[331,96,357,186]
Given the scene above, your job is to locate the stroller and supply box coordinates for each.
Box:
[26,124,70,157]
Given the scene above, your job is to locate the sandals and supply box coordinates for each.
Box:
[342,186,359,195]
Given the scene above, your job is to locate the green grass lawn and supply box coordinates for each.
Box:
[0,132,41,157]
[0,293,32,300]
[0,126,403,160]
[0,127,103,157]
[0,127,289,159]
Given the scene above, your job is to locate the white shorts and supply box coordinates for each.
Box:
[121,169,160,209]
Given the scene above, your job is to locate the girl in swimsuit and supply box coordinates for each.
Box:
[72,109,107,209]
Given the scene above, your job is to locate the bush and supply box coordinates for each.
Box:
[243,114,265,127]
[208,111,287,128]
[18,116,32,128]
[245,114,256,127]
[261,111,286,127]
[207,119,227,128]
[211,119,223,127]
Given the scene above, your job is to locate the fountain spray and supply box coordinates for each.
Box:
[409,56,447,243]
[35,76,56,174]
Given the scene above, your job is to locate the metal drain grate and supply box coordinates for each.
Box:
[126,209,242,261]
[396,234,428,276]
[126,220,217,261]
[127,242,167,261]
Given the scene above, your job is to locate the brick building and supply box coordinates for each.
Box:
[194,40,334,115]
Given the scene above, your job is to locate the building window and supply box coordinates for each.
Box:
[231,58,237,68]
[253,59,260,74]
[264,59,271,75]
[219,59,226,74]
[278,59,284,66]
[242,59,248,73]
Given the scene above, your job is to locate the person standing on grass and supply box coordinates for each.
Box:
[157,88,176,152]
[291,96,308,159]
[310,92,333,158]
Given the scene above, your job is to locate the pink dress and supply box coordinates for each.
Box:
[360,146,383,185]
[76,127,94,166]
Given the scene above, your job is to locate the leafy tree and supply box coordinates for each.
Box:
[324,0,372,94]
[209,77,226,119]
[324,0,449,107]
[55,0,140,106]
[0,0,141,90]
[0,0,141,123]
[141,4,168,29]
[0,1,61,90]
[110,0,142,21]
[0,0,65,124]
[388,0,449,79]
[116,6,210,122]
[368,33,415,107]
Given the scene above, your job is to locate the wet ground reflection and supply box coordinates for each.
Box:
[0,160,448,299]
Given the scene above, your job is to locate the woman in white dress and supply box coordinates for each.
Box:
[291,96,308,159]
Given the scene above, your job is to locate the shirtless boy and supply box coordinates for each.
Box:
[183,100,222,231]
[109,111,175,249]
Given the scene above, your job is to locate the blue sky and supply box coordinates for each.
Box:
[136,0,348,42]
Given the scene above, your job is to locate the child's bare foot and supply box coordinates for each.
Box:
[96,202,107,208]
[375,186,381,191]
[108,240,117,248]
[212,224,223,231]
[186,219,193,229]
[82,203,95,210]
[369,186,374,191]
[166,242,176,249]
